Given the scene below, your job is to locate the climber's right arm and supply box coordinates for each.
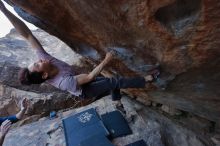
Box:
[0,1,45,52]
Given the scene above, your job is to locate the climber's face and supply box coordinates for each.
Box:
[28,59,51,73]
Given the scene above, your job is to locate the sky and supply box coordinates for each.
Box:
[0,1,37,37]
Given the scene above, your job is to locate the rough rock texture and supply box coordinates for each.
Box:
[3,96,208,146]
[3,0,219,124]
[4,0,219,72]
[0,29,90,117]
[0,29,215,146]
[0,0,220,145]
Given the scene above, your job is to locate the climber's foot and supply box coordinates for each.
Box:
[144,75,154,82]
[145,68,160,83]
[152,74,175,90]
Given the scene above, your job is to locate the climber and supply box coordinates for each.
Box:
[0,98,29,146]
[0,1,159,114]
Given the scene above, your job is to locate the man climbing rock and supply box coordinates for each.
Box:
[0,98,29,146]
[0,1,159,114]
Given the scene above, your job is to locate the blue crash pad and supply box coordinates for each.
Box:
[63,108,109,146]
[80,134,115,146]
[125,140,147,146]
[101,110,132,138]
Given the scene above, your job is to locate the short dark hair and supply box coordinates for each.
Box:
[19,68,46,85]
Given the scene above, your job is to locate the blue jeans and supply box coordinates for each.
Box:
[80,76,145,101]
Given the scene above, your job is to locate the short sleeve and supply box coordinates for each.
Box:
[59,75,80,96]
[0,115,19,125]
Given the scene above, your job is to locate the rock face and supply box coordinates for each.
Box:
[0,29,88,117]
[3,96,208,146]
[0,0,220,145]
[0,29,215,146]
[5,0,219,73]
[3,0,220,124]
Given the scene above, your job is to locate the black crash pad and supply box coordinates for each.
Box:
[80,134,115,146]
[125,140,147,146]
[101,110,132,138]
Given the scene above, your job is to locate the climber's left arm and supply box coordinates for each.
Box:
[76,51,114,85]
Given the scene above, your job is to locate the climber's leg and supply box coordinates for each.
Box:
[80,77,111,100]
[80,76,145,100]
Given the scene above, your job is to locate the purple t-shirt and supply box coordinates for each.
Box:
[36,49,82,96]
